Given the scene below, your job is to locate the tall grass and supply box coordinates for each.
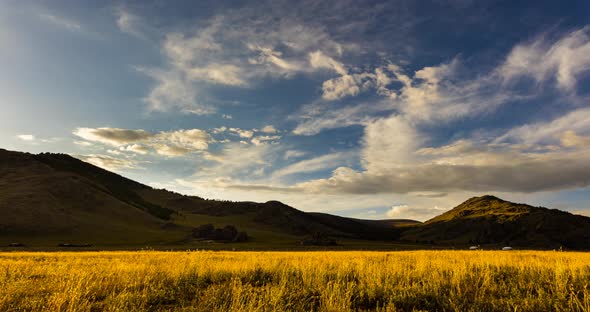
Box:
[1,250,589,311]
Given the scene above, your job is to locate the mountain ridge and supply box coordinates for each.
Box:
[1,148,589,250]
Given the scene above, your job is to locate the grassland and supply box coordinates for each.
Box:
[1,251,589,311]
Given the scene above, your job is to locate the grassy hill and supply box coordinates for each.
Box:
[0,149,410,248]
[400,195,590,249]
[2,148,589,250]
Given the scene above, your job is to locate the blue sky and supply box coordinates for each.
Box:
[2,0,590,220]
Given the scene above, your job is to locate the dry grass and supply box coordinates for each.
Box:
[1,250,589,311]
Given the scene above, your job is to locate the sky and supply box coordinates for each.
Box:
[2,0,590,221]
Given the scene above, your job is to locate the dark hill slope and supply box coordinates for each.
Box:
[0,149,170,243]
[0,149,408,245]
[401,195,590,249]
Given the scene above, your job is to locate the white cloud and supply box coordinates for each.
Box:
[251,135,281,146]
[39,14,81,31]
[309,50,347,75]
[321,74,361,100]
[74,140,93,147]
[121,144,150,155]
[284,150,307,160]
[73,128,152,146]
[248,45,303,75]
[16,134,35,141]
[198,142,280,179]
[500,26,590,92]
[292,100,392,136]
[116,8,144,38]
[272,152,355,179]
[386,204,446,221]
[73,127,210,157]
[75,154,141,171]
[229,128,254,138]
[495,107,590,146]
[187,63,247,86]
[560,131,590,148]
[136,67,213,115]
[260,125,278,134]
[134,7,356,115]
[291,109,590,195]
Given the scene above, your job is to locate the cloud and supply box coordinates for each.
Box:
[197,142,280,179]
[136,67,213,115]
[116,8,144,38]
[73,128,152,146]
[386,204,446,221]
[251,135,281,146]
[292,100,392,135]
[75,154,141,171]
[560,131,590,148]
[260,125,278,134]
[74,140,93,147]
[38,14,81,31]
[500,26,590,92]
[272,151,355,179]
[284,150,307,160]
[321,75,361,100]
[16,134,35,141]
[495,107,590,146]
[309,50,347,75]
[73,127,210,157]
[187,63,247,86]
[134,5,356,115]
[229,128,254,138]
[291,109,590,195]
[120,144,150,155]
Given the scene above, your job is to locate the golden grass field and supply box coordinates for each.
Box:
[1,250,589,311]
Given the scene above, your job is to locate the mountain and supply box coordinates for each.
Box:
[400,195,590,249]
[0,148,408,247]
[3,148,589,250]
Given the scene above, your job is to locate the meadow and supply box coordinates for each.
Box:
[1,250,589,311]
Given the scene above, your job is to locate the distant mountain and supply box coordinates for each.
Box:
[401,195,590,249]
[0,149,409,247]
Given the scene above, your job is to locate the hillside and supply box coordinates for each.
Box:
[0,149,407,247]
[3,148,589,250]
[401,195,590,249]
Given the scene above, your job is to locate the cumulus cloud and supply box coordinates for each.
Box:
[291,108,590,195]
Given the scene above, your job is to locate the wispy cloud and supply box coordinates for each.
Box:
[38,13,82,31]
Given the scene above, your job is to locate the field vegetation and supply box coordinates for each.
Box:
[1,250,589,311]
